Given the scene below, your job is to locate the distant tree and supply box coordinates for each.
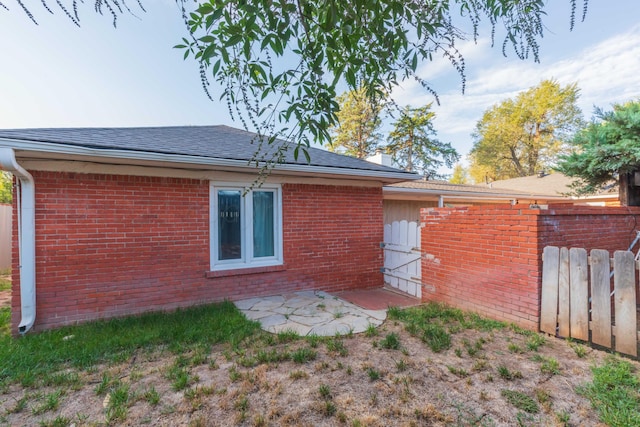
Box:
[557,100,640,196]
[0,172,12,204]
[386,105,459,179]
[468,163,495,185]
[328,89,383,159]
[449,164,469,184]
[469,79,584,181]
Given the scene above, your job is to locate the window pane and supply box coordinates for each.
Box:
[253,191,274,257]
[218,190,242,260]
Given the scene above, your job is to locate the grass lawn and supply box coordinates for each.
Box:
[0,301,260,387]
[577,355,640,427]
[0,277,10,292]
[0,306,9,337]
[0,301,637,426]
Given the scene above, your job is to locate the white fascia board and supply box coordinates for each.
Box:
[383,186,569,201]
[570,194,619,200]
[0,138,417,183]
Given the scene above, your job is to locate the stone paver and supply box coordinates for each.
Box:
[234,290,387,336]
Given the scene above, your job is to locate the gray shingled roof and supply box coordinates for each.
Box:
[486,172,618,196]
[0,125,415,176]
[387,179,544,197]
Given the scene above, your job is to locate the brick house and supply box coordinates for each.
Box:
[0,126,416,334]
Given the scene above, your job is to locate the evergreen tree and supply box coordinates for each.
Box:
[386,105,459,179]
[328,89,383,159]
[557,100,640,195]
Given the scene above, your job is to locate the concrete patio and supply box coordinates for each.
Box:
[234,288,420,336]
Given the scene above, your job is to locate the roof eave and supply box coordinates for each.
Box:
[383,186,569,200]
[570,194,619,200]
[0,138,417,183]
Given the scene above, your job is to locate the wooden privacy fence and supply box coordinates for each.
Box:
[541,246,639,357]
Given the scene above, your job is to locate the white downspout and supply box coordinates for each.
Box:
[0,148,35,334]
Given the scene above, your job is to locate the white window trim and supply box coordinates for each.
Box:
[210,182,283,271]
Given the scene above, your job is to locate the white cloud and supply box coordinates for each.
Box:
[413,37,493,82]
[393,25,640,159]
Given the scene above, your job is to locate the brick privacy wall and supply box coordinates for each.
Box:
[420,204,640,330]
[537,205,640,252]
[12,171,383,333]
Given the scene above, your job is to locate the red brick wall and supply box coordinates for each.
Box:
[420,204,640,330]
[12,171,383,333]
[283,184,383,292]
[537,205,640,252]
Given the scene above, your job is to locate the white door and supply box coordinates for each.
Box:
[382,220,422,298]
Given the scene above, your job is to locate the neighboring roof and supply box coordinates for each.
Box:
[384,179,567,202]
[387,180,537,197]
[0,125,417,182]
[486,172,618,197]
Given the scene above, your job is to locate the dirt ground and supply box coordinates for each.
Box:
[1,309,630,427]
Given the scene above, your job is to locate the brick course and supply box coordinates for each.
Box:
[420,204,640,330]
[12,171,383,333]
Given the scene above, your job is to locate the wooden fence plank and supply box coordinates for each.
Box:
[416,221,422,299]
[407,221,422,298]
[398,220,409,294]
[590,249,612,348]
[613,251,638,357]
[569,248,589,341]
[540,246,560,335]
[557,247,571,338]
[383,224,396,288]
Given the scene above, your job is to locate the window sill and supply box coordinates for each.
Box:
[205,264,286,279]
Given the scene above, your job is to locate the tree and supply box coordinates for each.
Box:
[449,164,469,184]
[386,105,459,179]
[328,89,383,159]
[469,79,584,181]
[0,172,12,204]
[467,163,495,185]
[7,1,590,168]
[557,101,640,197]
[178,0,588,166]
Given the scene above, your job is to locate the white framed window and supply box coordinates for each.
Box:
[210,182,283,270]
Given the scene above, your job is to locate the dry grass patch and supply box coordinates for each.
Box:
[0,302,630,426]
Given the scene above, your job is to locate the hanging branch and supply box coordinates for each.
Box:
[4,0,144,26]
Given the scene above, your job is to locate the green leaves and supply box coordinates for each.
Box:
[469,79,583,183]
[328,88,384,159]
[0,171,12,204]
[557,100,640,195]
[173,0,588,168]
[386,104,459,178]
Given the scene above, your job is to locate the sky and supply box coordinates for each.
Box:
[1,1,639,173]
